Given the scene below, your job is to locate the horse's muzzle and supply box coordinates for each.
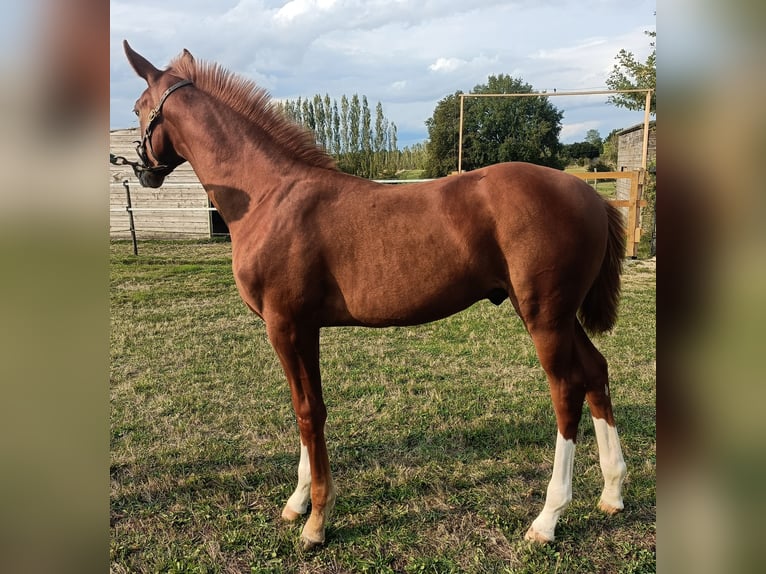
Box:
[137,169,167,188]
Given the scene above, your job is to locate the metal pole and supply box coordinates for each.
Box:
[123,180,138,256]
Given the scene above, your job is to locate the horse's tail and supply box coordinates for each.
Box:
[578,201,626,334]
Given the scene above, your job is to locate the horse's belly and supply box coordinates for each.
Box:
[333,272,487,327]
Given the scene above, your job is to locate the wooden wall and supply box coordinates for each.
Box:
[110,128,212,238]
[616,122,656,202]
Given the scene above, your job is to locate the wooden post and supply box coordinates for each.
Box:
[641,89,652,170]
[634,90,652,256]
[123,180,138,256]
[568,171,649,257]
[625,170,646,258]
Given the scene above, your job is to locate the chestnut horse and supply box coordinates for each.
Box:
[122,41,627,550]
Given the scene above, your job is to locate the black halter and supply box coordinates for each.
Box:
[110,79,193,178]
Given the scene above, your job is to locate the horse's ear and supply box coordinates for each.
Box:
[181,49,195,65]
[123,40,161,85]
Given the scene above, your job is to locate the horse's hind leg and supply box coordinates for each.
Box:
[524,320,627,542]
[524,323,586,542]
[574,325,627,514]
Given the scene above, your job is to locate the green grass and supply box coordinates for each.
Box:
[564,166,617,199]
[111,240,655,573]
[394,170,428,180]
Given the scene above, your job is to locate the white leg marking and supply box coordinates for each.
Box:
[592,417,627,513]
[285,442,311,516]
[526,432,575,542]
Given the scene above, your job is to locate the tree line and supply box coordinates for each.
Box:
[559,128,621,170]
[275,95,427,178]
[280,82,624,179]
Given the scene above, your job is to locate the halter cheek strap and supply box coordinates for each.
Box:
[108,79,194,177]
[145,79,194,131]
[136,79,194,173]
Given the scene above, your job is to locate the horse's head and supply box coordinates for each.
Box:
[123,40,193,188]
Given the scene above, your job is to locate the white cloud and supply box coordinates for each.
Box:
[429,57,465,73]
[111,0,657,145]
[560,120,602,142]
[532,37,609,60]
[274,0,338,24]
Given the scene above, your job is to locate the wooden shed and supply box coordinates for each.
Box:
[110,128,227,238]
[615,121,656,201]
[615,120,656,256]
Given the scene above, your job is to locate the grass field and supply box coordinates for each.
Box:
[110,240,655,573]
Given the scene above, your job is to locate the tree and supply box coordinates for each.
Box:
[563,141,600,166]
[606,29,656,114]
[340,95,349,155]
[323,94,334,155]
[600,128,620,168]
[332,100,341,156]
[374,101,388,175]
[349,95,360,157]
[424,91,462,177]
[361,96,372,163]
[301,98,315,131]
[585,129,602,148]
[374,101,387,155]
[313,94,326,149]
[425,75,565,177]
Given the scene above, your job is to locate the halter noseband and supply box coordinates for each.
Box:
[110,79,193,178]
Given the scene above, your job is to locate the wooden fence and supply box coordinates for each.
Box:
[110,129,212,239]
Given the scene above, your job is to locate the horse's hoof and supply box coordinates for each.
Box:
[281,506,304,521]
[598,499,624,515]
[524,526,553,543]
[300,515,326,551]
[300,533,324,551]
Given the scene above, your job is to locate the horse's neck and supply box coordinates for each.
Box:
[171,99,294,229]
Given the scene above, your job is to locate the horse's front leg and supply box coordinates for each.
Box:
[282,440,311,521]
[266,319,336,550]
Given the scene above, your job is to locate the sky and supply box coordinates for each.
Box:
[110,0,656,147]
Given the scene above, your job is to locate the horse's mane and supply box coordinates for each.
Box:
[168,54,337,171]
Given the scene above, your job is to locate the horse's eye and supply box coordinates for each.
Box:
[133,109,140,117]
